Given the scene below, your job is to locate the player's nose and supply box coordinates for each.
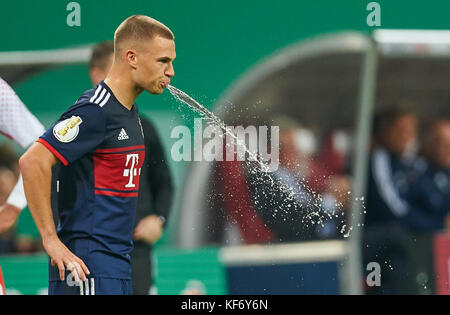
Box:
[165,62,175,78]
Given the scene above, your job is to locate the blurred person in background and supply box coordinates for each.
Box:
[411,119,450,229]
[88,40,174,294]
[0,77,45,233]
[363,105,447,294]
[219,115,351,243]
[365,106,446,231]
[266,116,351,240]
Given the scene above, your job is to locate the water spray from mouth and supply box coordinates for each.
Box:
[167,85,356,238]
[167,85,271,173]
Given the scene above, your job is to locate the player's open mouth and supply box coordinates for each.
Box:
[161,82,170,88]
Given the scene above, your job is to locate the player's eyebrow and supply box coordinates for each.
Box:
[157,56,175,62]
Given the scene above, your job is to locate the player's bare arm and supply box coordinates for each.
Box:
[19,142,90,282]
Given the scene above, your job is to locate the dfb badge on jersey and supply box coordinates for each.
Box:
[53,116,83,143]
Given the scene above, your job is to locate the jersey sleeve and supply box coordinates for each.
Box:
[38,103,106,165]
[0,77,45,148]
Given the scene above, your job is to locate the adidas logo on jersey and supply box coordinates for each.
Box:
[118,128,129,140]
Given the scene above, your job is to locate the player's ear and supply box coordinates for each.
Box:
[125,49,138,69]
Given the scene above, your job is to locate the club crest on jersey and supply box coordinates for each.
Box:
[53,116,83,143]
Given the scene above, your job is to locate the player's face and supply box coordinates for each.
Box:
[433,123,450,168]
[135,36,176,95]
[385,115,417,155]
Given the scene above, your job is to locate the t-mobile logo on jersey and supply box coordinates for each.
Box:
[123,154,141,188]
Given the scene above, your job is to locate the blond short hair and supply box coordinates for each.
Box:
[114,15,174,56]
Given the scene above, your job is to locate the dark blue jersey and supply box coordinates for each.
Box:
[38,81,145,280]
[365,148,444,231]
[409,161,449,225]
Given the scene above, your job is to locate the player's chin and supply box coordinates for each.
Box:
[153,82,168,94]
[146,86,164,95]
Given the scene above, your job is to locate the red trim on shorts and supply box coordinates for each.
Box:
[94,190,138,197]
[37,138,69,166]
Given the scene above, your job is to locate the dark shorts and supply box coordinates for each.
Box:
[48,277,132,295]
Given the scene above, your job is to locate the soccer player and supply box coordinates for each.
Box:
[19,15,176,295]
[0,77,45,233]
[89,41,174,294]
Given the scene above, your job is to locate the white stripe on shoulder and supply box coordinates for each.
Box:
[79,280,84,295]
[99,92,111,107]
[94,88,107,104]
[89,85,102,103]
[372,148,408,217]
[84,280,89,295]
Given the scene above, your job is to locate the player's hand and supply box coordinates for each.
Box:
[42,235,90,282]
[133,214,163,244]
[0,203,21,234]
